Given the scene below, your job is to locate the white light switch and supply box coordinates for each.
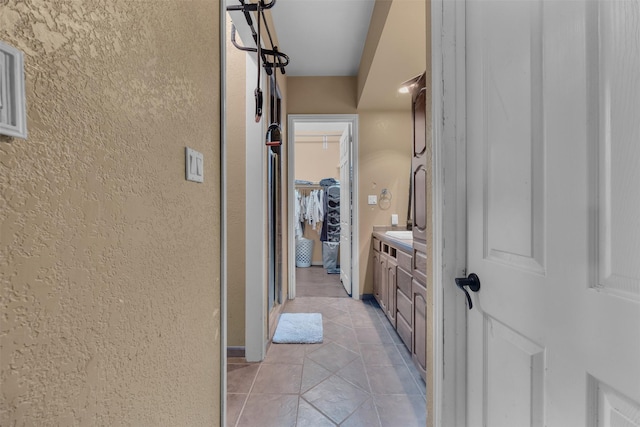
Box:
[368,195,377,205]
[185,147,204,183]
[391,214,398,225]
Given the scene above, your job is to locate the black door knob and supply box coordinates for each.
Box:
[455,273,481,310]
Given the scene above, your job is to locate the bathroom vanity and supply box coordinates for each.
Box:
[370,71,430,383]
[371,230,426,381]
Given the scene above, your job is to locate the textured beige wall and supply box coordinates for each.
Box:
[0,2,221,425]
[225,13,247,347]
[294,140,340,183]
[287,77,357,115]
[287,78,412,296]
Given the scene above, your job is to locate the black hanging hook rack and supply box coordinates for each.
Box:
[227,0,289,76]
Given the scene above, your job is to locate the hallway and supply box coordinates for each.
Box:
[227,296,426,426]
[295,267,349,298]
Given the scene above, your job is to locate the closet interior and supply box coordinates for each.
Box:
[294,180,340,273]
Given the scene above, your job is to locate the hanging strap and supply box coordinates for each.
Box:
[254,1,263,122]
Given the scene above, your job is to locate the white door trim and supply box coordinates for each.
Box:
[219,2,227,426]
[432,0,468,425]
[287,114,360,301]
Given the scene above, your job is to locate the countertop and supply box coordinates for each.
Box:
[372,227,413,253]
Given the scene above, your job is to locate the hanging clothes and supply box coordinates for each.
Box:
[305,189,324,230]
[294,189,304,239]
[295,187,324,235]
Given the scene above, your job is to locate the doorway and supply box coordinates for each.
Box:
[287,114,359,301]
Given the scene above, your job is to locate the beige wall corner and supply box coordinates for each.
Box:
[357,0,393,105]
[0,2,221,425]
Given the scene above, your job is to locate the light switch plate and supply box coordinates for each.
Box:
[368,195,377,205]
[185,147,204,183]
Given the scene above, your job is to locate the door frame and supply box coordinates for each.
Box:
[431,0,468,425]
[287,114,360,301]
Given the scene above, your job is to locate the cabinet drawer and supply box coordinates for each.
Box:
[397,250,412,271]
[397,266,412,298]
[413,248,427,285]
[396,288,412,326]
[396,313,412,352]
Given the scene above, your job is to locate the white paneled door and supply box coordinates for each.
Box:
[339,126,352,295]
[464,1,640,426]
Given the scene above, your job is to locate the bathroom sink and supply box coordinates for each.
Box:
[385,230,413,239]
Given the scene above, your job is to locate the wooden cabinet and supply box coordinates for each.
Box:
[372,234,428,380]
[372,246,383,307]
[412,73,428,243]
[373,240,397,324]
[412,278,427,380]
[410,72,429,383]
[385,256,397,327]
[371,236,415,353]
[396,260,413,351]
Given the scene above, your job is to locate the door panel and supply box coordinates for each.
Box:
[596,0,640,300]
[339,128,352,294]
[481,0,545,274]
[465,1,640,425]
[483,316,545,427]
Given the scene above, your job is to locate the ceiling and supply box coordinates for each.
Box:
[269,0,376,77]
[269,0,426,111]
[229,0,426,112]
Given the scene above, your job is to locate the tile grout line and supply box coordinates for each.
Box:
[351,303,384,427]
[369,298,427,397]
[232,362,263,427]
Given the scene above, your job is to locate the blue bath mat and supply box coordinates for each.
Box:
[273,313,323,344]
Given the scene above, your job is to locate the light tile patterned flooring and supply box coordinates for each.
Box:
[295,266,349,298]
[227,296,427,427]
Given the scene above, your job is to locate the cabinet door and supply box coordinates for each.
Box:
[396,266,412,325]
[379,254,388,313]
[386,257,397,327]
[411,73,428,243]
[373,251,387,312]
[412,279,427,381]
[372,250,382,305]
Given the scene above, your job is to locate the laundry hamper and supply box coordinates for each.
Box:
[295,238,314,267]
[321,241,338,269]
